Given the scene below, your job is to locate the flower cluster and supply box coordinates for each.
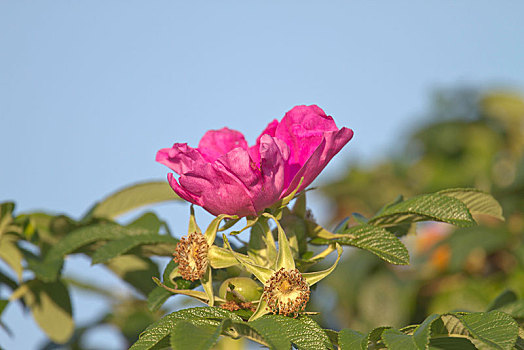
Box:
[157,105,353,217]
[158,106,349,321]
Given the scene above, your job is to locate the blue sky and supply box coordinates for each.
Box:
[1,1,524,348]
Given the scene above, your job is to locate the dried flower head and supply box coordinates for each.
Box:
[173,232,209,281]
[263,267,310,317]
[219,300,256,312]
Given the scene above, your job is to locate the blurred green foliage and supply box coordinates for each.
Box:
[318,88,524,332]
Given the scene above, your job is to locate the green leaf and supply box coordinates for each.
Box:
[382,329,419,350]
[379,314,440,350]
[147,286,172,312]
[21,279,74,344]
[91,234,178,264]
[37,224,136,281]
[369,193,476,227]
[497,300,524,319]
[170,319,229,350]
[147,259,196,311]
[127,212,165,232]
[106,255,159,296]
[332,224,410,265]
[428,337,476,349]
[438,188,504,221]
[487,290,518,311]
[0,234,23,281]
[248,315,333,350]
[338,329,365,350]
[88,181,182,220]
[0,202,15,238]
[130,307,241,350]
[457,311,518,350]
[365,326,391,348]
[0,299,8,316]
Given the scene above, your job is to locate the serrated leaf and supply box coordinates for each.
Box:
[497,300,524,319]
[248,315,333,350]
[338,329,365,350]
[438,188,504,221]
[22,279,74,344]
[130,307,241,350]
[369,193,475,227]
[91,234,178,264]
[332,224,409,265]
[382,329,419,350]
[170,319,229,350]
[366,326,391,348]
[428,337,476,349]
[88,181,182,220]
[457,311,518,350]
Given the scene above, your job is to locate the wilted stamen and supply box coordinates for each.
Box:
[173,232,209,281]
[263,267,310,317]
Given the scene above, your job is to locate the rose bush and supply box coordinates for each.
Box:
[156,105,353,217]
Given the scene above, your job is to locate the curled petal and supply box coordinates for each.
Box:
[283,127,354,196]
[156,143,206,174]
[248,119,278,164]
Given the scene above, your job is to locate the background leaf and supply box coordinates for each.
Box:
[91,234,178,264]
[88,181,182,220]
[21,279,74,344]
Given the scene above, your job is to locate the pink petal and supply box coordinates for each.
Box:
[198,127,248,163]
[156,143,205,174]
[255,135,290,212]
[248,119,278,165]
[177,153,259,217]
[167,173,203,206]
[275,105,339,166]
[282,127,354,197]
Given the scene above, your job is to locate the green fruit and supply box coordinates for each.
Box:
[218,277,263,302]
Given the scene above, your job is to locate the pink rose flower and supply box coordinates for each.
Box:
[156,105,353,217]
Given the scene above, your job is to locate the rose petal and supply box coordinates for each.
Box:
[156,143,206,174]
[256,135,289,212]
[198,127,248,162]
[276,105,339,166]
[178,160,258,217]
[248,119,278,165]
[282,127,354,197]
[167,173,204,206]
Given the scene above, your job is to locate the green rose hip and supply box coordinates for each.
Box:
[219,277,263,302]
